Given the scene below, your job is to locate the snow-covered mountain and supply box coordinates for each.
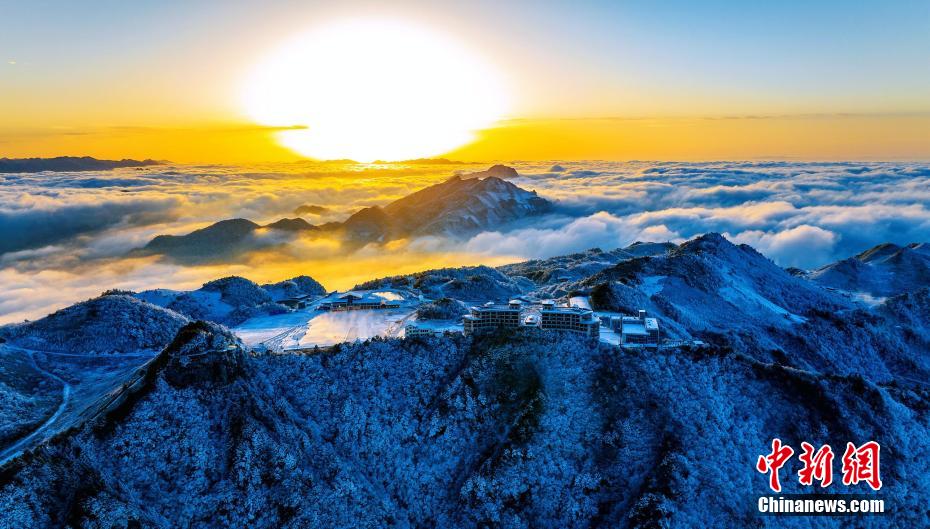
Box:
[500,241,676,296]
[382,169,551,238]
[260,275,326,301]
[135,274,326,327]
[356,264,526,301]
[0,293,188,355]
[330,166,552,244]
[2,314,928,527]
[2,234,930,527]
[565,233,930,382]
[808,242,930,299]
[136,165,552,259]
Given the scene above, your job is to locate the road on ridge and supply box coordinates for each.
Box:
[0,346,73,466]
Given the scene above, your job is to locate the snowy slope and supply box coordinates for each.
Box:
[0,294,189,355]
[356,265,525,302]
[808,242,930,298]
[1,324,925,528]
[135,275,326,327]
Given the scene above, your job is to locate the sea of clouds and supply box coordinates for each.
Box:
[1,160,928,322]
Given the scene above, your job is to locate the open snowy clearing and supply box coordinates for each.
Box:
[234,289,421,350]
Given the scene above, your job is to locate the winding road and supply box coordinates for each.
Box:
[0,347,73,466]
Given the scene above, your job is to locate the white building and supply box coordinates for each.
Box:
[463,298,599,339]
[404,324,441,338]
[462,300,523,335]
[620,310,660,347]
[320,292,402,311]
[540,304,600,339]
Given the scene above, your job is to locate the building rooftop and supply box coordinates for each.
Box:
[621,315,659,335]
[328,291,401,305]
[621,321,648,335]
[473,303,522,312]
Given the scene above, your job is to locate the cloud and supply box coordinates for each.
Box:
[463,211,681,259]
[0,196,181,254]
[2,159,930,323]
[728,225,838,269]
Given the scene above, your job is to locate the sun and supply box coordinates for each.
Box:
[241,19,509,162]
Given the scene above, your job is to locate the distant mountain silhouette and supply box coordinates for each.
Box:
[0,156,161,173]
[458,164,520,179]
[293,204,331,217]
[137,165,552,261]
[136,218,316,263]
[371,157,476,165]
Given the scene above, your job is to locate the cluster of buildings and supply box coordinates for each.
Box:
[319,292,402,312]
[457,299,663,347]
[306,289,664,348]
[462,299,601,339]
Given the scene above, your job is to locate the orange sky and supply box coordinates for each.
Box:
[2,113,928,163]
[2,2,929,163]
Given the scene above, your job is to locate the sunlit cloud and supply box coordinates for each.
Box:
[2,160,930,323]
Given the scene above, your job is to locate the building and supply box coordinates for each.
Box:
[278,295,314,309]
[620,310,660,347]
[404,324,441,338]
[320,292,402,311]
[462,300,523,335]
[463,298,599,339]
[540,305,600,338]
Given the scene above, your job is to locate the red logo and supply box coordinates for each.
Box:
[798,442,834,487]
[756,438,794,493]
[841,441,882,491]
[757,440,882,492]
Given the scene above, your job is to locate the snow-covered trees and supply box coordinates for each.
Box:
[0,294,188,355]
[1,322,925,528]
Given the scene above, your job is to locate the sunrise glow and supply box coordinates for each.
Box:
[240,19,509,162]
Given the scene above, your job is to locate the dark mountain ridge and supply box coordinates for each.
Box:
[0,156,161,173]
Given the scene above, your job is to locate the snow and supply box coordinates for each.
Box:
[718,284,807,323]
[406,318,464,335]
[568,296,591,309]
[372,291,404,302]
[134,288,182,307]
[639,275,666,297]
[233,308,317,347]
[295,309,414,348]
[233,288,421,350]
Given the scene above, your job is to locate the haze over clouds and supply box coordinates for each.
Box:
[1,160,928,322]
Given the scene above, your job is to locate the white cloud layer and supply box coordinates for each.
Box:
[1,160,929,322]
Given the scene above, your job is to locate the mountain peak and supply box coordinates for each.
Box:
[461,164,519,180]
[264,217,315,231]
[675,232,735,255]
[0,294,188,354]
[856,242,903,262]
[810,240,930,297]
[162,321,247,388]
[375,169,550,240]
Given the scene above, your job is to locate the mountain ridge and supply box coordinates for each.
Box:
[135,165,552,260]
[0,156,162,173]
